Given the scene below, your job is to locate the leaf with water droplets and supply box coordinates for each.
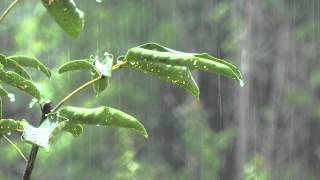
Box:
[194,53,243,82]
[57,120,83,137]
[8,56,51,78]
[0,119,27,134]
[0,69,41,100]
[58,106,148,138]
[42,0,84,38]
[127,61,199,97]
[125,43,243,84]
[0,54,31,79]
[22,113,60,151]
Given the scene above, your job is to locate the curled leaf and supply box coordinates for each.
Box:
[0,55,31,79]
[8,56,51,78]
[59,106,148,138]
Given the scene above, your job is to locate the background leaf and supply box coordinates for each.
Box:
[41,0,84,38]
[59,106,148,138]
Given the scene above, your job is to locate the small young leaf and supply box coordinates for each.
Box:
[125,43,243,83]
[58,59,98,74]
[59,106,148,138]
[42,0,84,38]
[0,119,27,134]
[127,61,199,97]
[92,53,113,95]
[0,69,41,100]
[58,121,83,137]
[22,115,59,151]
[0,55,31,79]
[92,74,109,95]
[8,56,51,78]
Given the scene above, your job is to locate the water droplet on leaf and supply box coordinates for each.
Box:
[7,94,15,102]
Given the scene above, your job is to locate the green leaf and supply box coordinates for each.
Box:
[127,61,199,97]
[59,106,148,138]
[8,56,51,78]
[58,59,98,74]
[58,121,83,137]
[0,54,31,79]
[0,98,2,119]
[0,119,27,134]
[93,74,109,95]
[0,69,41,100]
[92,53,113,95]
[42,0,84,38]
[125,43,243,84]
[0,85,8,97]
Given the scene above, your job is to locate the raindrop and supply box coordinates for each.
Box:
[7,132,11,136]
[7,93,15,102]
[96,0,102,2]
[96,124,101,127]
[193,61,198,65]
[182,66,187,70]
[239,80,244,87]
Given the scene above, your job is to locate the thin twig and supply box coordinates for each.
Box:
[0,0,21,24]
[2,135,27,162]
[52,61,127,112]
[22,103,50,180]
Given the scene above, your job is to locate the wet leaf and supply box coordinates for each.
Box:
[58,59,98,74]
[127,61,199,97]
[8,56,51,78]
[58,121,83,137]
[92,74,109,95]
[0,69,41,100]
[0,54,31,79]
[42,0,84,38]
[125,43,243,83]
[59,106,148,138]
[0,85,8,97]
[92,54,113,95]
[0,119,27,134]
[22,114,59,151]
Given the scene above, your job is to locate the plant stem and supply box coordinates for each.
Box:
[52,61,127,112]
[0,0,21,23]
[2,135,27,162]
[22,103,51,180]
